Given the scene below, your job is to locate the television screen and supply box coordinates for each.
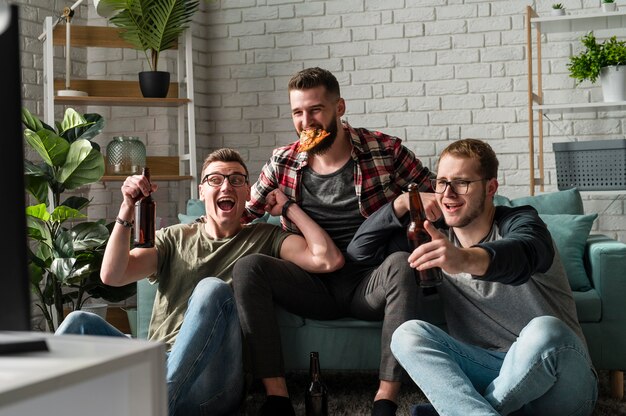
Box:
[0,3,32,332]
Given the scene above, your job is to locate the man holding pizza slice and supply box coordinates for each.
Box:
[233,67,437,416]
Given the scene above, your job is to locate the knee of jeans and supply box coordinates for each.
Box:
[519,316,578,351]
[391,320,431,356]
[192,278,233,305]
[57,310,100,333]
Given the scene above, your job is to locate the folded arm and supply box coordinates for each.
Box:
[268,190,344,273]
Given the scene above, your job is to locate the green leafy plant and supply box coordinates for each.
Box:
[552,3,564,9]
[97,0,200,71]
[23,107,136,331]
[567,32,626,84]
[603,0,615,4]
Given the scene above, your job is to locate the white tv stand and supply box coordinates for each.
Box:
[0,332,166,416]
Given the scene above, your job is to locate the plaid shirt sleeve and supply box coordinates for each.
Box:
[243,143,301,225]
[353,125,434,217]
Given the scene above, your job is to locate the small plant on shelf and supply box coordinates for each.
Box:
[567,32,626,84]
[602,0,618,11]
[551,3,566,15]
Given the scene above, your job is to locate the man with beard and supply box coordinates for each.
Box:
[56,148,344,416]
[348,139,597,416]
[232,67,436,416]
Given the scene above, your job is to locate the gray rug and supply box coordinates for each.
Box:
[240,370,626,415]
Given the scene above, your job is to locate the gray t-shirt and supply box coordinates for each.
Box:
[300,159,364,253]
[441,225,585,352]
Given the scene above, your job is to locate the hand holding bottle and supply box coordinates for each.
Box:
[133,167,156,248]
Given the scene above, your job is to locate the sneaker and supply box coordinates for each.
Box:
[410,403,439,416]
[258,395,295,416]
[372,399,398,416]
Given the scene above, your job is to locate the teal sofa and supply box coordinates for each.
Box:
[137,188,626,399]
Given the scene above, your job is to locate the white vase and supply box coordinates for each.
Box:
[602,2,617,11]
[551,8,566,15]
[600,65,626,102]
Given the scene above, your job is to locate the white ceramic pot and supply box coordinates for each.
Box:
[600,65,626,102]
[551,8,566,15]
[602,2,617,12]
[93,0,118,18]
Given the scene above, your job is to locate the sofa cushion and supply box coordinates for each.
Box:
[539,213,597,292]
[494,188,584,215]
[178,198,205,224]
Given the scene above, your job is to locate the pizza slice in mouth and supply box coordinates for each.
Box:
[298,129,330,152]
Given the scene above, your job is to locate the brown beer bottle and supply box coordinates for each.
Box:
[134,167,156,248]
[305,351,328,416]
[406,183,443,287]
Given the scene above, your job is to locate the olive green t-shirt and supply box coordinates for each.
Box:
[148,221,289,350]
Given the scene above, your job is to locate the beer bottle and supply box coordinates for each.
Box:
[407,183,443,287]
[305,351,328,416]
[134,167,156,248]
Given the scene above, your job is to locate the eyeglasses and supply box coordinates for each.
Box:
[201,173,248,187]
[430,178,486,195]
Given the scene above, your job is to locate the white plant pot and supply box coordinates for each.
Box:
[551,8,566,15]
[600,65,626,102]
[602,2,617,11]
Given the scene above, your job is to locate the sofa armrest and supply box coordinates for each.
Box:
[585,234,626,314]
[585,234,626,298]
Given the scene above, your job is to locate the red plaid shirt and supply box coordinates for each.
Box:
[245,121,433,233]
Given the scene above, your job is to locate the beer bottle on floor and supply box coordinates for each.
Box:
[134,167,156,248]
[305,351,328,416]
[407,183,443,287]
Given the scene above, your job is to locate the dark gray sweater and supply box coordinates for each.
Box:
[347,203,586,351]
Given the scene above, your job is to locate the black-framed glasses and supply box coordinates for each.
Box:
[201,173,248,187]
[430,178,487,195]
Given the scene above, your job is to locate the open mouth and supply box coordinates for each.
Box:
[443,201,463,212]
[217,197,235,212]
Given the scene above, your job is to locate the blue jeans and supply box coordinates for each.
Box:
[391,316,597,416]
[56,277,244,416]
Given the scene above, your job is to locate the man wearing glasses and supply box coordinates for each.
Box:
[57,148,343,416]
[349,139,597,416]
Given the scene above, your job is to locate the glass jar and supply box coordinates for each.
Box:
[106,136,146,175]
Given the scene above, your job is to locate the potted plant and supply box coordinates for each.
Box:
[23,107,136,331]
[551,3,566,15]
[95,0,200,98]
[602,0,617,12]
[567,32,626,102]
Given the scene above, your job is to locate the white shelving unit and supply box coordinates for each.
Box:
[525,7,626,195]
[41,17,198,211]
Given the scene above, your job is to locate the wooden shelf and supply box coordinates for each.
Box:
[53,79,189,107]
[55,95,190,107]
[102,156,193,182]
[53,25,178,49]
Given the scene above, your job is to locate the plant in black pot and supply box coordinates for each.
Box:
[23,107,136,331]
[96,0,200,98]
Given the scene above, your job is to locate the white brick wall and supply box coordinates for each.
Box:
[15,0,626,241]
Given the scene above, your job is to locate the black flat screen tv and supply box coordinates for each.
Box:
[0,4,32,333]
